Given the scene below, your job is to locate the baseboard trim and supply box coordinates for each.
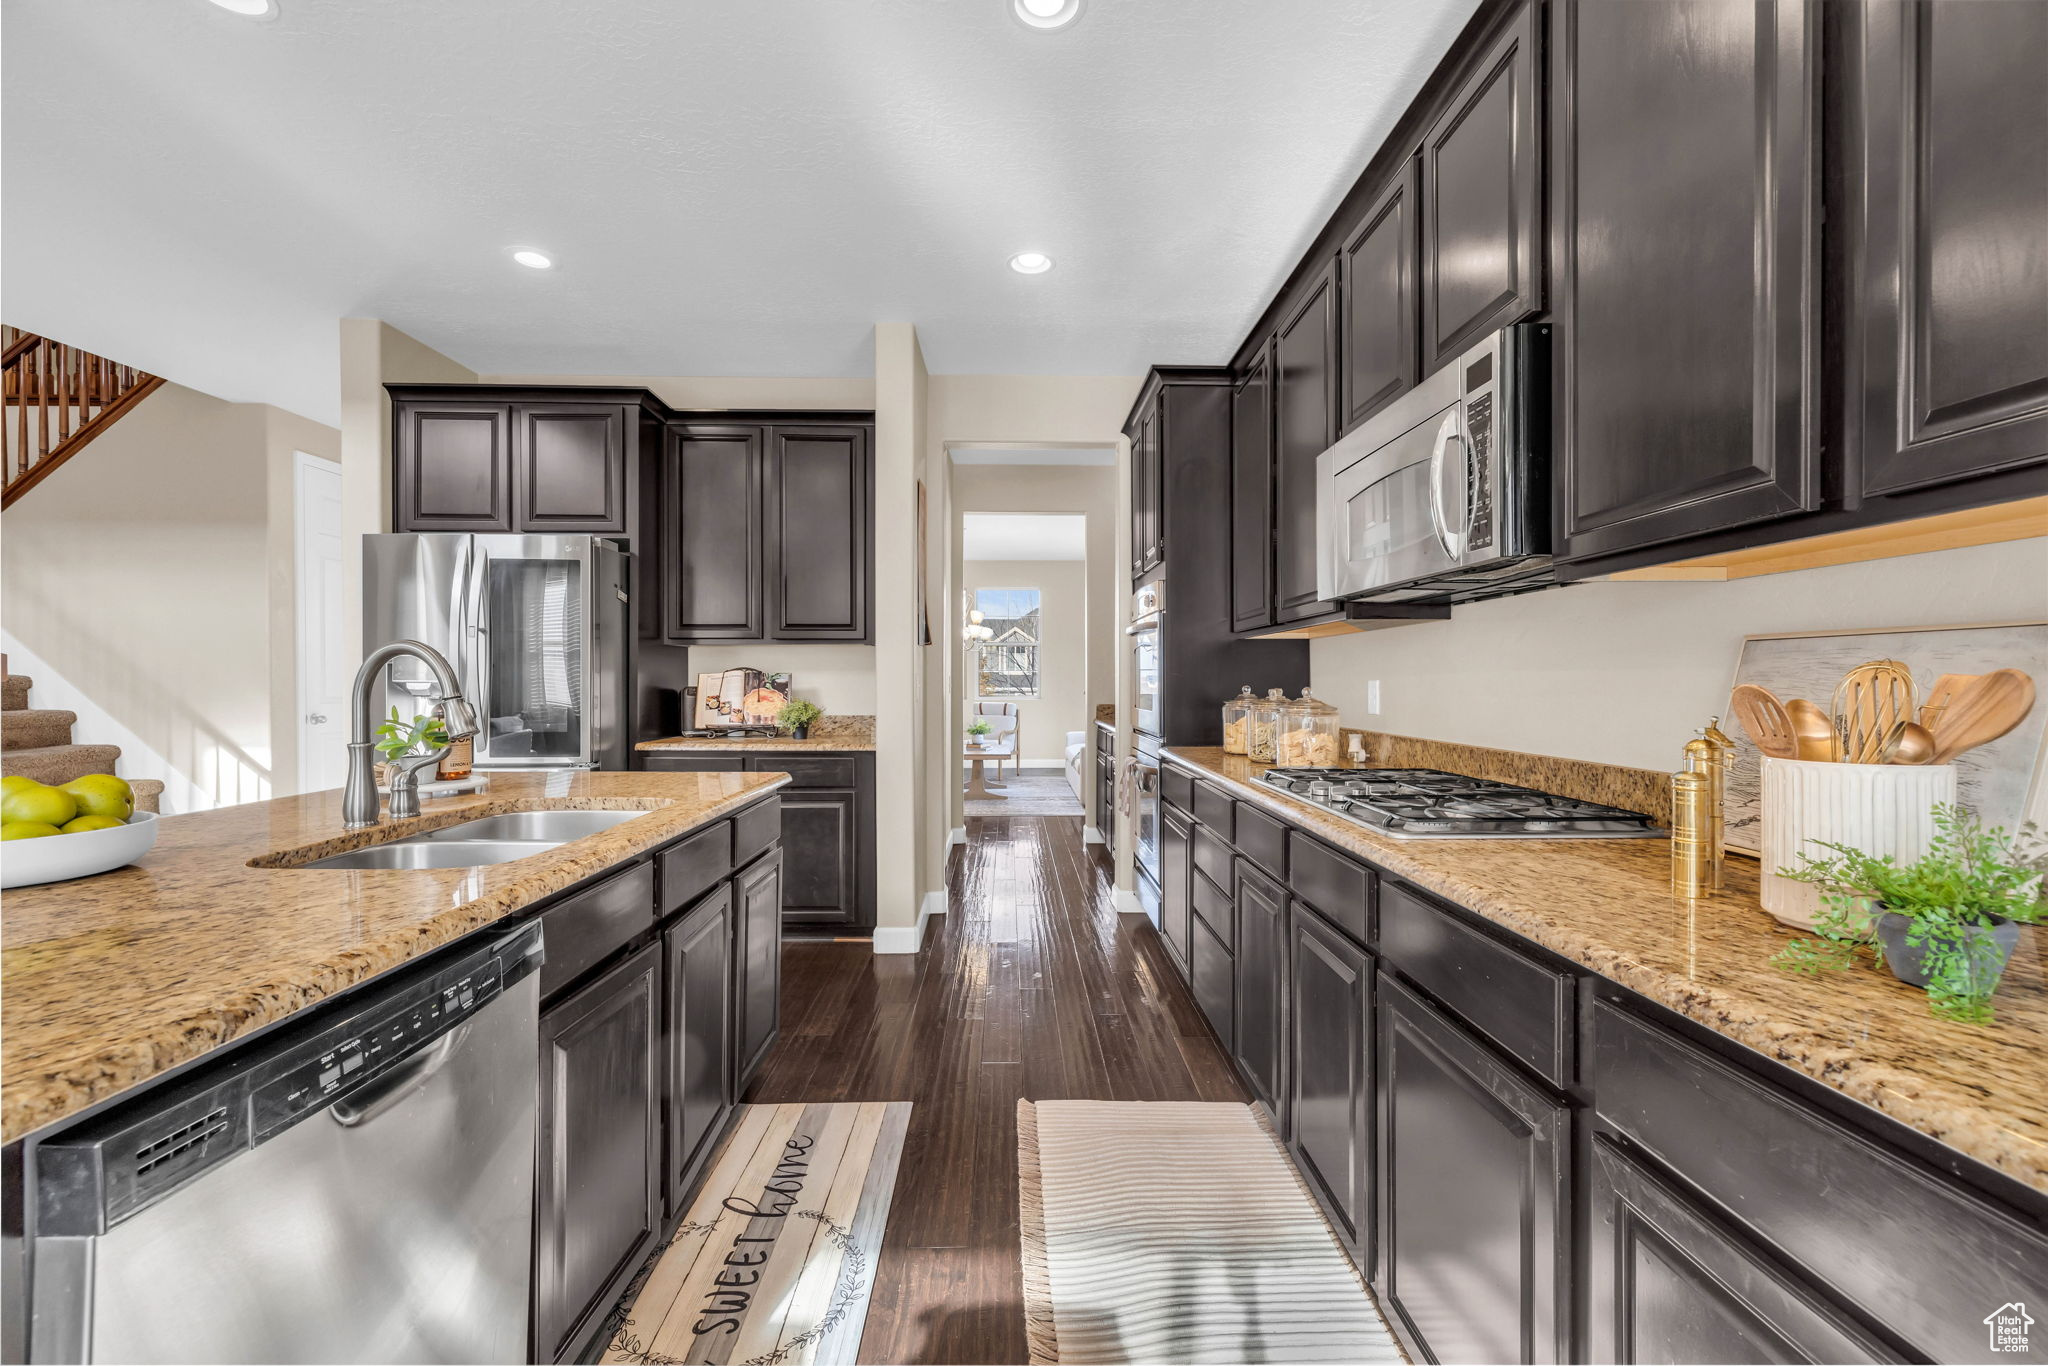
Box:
[949,826,966,847]
[874,891,947,955]
[1114,889,1143,917]
[1082,825,1104,845]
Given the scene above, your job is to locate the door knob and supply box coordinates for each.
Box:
[307,712,328,725]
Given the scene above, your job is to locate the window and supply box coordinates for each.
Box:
[973,587,1041,698]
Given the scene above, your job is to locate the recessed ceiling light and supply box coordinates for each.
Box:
[1012,0,1084,32]
[207,0,279,17]
[1008,251,1054,275]
[510,249,554,270]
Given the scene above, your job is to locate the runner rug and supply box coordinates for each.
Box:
[603,1101,911,1366]
[1017,1100,1402,1365]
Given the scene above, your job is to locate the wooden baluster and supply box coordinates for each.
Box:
[57,344,72,446]
[35,339,50,472]
[15,350,26,482]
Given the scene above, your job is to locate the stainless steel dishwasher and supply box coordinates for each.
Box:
[29,920,543,1364]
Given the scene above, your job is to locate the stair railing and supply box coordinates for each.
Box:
[2,325,166,509]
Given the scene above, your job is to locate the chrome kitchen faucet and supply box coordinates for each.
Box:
[341,640,481,829]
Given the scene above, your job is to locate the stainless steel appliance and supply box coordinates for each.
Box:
[1132,732,1161,917]
[1128,580,1163,738]
[1317,323,1550,604]
[29,922,544,1364]
[1258,767,1661,840]
[364,534,630,770]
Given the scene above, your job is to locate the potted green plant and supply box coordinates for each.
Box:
[372,708,449,785]
[1774,804,2046,1024]
[776,699,823,740]
[966,718,992,748]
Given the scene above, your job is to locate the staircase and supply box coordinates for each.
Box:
[3,325,165,509]
[2,669,163,812]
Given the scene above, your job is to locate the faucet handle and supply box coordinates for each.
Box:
[384,748,448,820]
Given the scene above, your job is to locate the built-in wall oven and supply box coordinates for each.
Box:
[1128,580,1163,738]
[1317,323,1551,604]
[1132,732,1161,920]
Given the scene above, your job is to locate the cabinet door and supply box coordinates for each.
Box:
[1273,262,1340,622]
[1158,804,1193,977]
[1290,905,1372,1265]
[1588,1135,1894,1365]
[1130,395,1164,578]
[1232,860,1290,1128]
[1378,972,1568,1364]
[734,850,783,1091]
[1190,909,1235,1051]
[776,788,860,928]
[535,943,662,1363]
[1554,0,1819,562]
[515,404,627,532]
[766,425,870,640]
[1341,158,1420,432]
[1230,349,1275,633]
[395,402,514,532]
[1421,2,1542,372]
[667,887,733,1206]
[663,425,765,642]
[1852,0,2048,497]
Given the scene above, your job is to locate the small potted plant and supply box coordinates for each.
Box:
[776,699,823,740]
[1774,804,2046,1024]
[373,708,449,785]
[966,718,993,748]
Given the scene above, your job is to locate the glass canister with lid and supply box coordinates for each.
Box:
[1222,686,1257,755]
[1247,688,1288,763]
[1275,688,1342,767]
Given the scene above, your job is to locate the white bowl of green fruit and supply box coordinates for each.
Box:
[1,775,158,888]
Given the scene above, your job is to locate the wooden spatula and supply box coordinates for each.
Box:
[1919,673,1978,732]
[1833,660,1915,764]
[1731,684,1799,759]
[1929,668,2036,764]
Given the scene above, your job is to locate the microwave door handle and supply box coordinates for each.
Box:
[1428,414,1464,560]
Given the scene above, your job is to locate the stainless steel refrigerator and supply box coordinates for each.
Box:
[363,534,630,770]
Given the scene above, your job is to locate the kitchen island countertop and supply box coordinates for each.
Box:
[1164,745,2048,1195]
[1,769,787,1144]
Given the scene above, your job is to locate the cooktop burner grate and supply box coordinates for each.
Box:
[1257,766,1662,839]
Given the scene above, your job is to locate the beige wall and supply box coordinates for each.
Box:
[962,558,1088,766]
[1309,538,2048,773]
[685,645,877,716]
[2,380,340,808]
[873,323,933,941]
[477,373,875,412]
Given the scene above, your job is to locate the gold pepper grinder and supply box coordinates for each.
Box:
[1682,719,1733,892]
[1671,771,1714,899]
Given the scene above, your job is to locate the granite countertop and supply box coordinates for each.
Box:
[638,714,875,753]
[1165,746,2048,1194]
[1,769,787,1144]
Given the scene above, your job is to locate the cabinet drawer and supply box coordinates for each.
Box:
[1233,802,1286,878]
[1192,826,1234,891]
[1191,911,1235,1051]
[540,862,656,999]
[744,755,857,788]
[733,797,780,868]
[1287,833,1372,944]
[1192,782,1235,839]
[639,754,743,773]
[1593,1000,2048,1364]
[1379,881,1572,1085]
[658,823,732,916]
[1160,764,1195,815]
[1192,865,1234,951]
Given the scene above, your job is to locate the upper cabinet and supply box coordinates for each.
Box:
[1421,1,1543,375]
[1340,160,1420,434]
[1552,0,1820,564]
[1131,391,1165,579]
[1273,260,1340,624]
[661,425,765,642]
[1849,0,2048,500]
[394,395,634,535]
[766,426,871,639]
[1230,348,1275,632]
[517,405,629,532]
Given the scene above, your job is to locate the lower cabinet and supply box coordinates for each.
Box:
[1587,1135,1891,1365]
[777,788,861,929]
[1159,805,1194,974]
[1231,860,1290,1129]
[1288,905,1372,1266]
[1189,906,1236,1052]
[1377,971,1569,1365]
[665,885,733,1208]
[535,943,663,1363]
[734,850,783,1092]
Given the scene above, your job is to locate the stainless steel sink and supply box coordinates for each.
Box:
[295,839,557,871]
[419,810,649,843]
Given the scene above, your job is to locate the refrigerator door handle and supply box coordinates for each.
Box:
[468,543,493,764]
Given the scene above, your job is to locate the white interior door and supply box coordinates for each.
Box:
[295,453,348,792]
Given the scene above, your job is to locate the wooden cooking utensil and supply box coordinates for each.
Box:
[1832,660,1915,764]
[1730,684,1799,759]
[1883,720,1935,765]
[1785,698,1839,762]
[1919,673,1978,732]
[1928,668,2036,764]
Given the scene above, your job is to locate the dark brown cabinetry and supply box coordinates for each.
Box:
[661,425,764,641]
[1272,262,1340,623]
[396,402,513,531]
[1095,723,1117,859]
[664,886,733,1206]
[1231,859,1290,1127]
[1421,1,1542,374]
[1849,0,2048,500]
[1552,0,1820,563]
[1377,971,1568,1365]
[1159,804,1194,975]
[1340,160,1420,432]
[1288,904,1373,1265]
[1229,351,1275,632]
[535,943,663,1363]
[1131,393,1165,579]
[734,850,783,1091]
[393,395,638,536]
[518,405,628,532]
[766,426,871,639]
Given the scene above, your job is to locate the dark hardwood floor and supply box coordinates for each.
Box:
[744,812,1248,1366]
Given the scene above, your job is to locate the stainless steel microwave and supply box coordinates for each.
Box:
[1316,323,1550,603]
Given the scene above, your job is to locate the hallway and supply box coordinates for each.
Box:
[745,814,1248,1365]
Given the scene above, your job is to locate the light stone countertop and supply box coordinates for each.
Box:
[1,769,787,1143]
[1165,745,2048,1194]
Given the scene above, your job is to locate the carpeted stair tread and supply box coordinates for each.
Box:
[3,708,77,751]
[128,779,163,814]
[3,744,124,788]
[2,675,30,711]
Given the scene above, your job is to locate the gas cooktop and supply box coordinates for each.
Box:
[1258,767,1662,840]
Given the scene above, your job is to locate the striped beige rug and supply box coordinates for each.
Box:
[603,1101,910,1366]
[1018,1100,1402,1365]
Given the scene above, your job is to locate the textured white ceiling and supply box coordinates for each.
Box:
[964,513,1089,561]
[2,0,1480,425]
